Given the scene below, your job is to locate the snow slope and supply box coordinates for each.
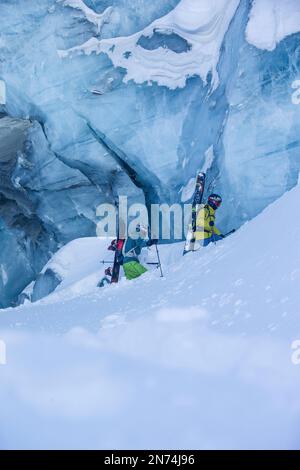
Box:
[1,184,300,449]
[20,237,115,303]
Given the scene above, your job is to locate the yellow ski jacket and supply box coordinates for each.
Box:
[195,204,221,240]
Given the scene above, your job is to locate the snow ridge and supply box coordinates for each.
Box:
[57,0,113,33]
[58,0,240,90]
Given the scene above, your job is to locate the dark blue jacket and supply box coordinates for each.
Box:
[123,237,148,264]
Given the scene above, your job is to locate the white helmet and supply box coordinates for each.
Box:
[136,223,149,236]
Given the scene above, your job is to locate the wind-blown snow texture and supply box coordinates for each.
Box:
[0,1,300,304]
[60,0,240,90]
[1,183,300,449]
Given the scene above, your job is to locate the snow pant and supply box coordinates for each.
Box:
[194,234,224,249]
[123,261,148,280]
[203,234,223,246]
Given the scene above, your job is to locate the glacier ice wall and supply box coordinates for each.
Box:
[219,33,300,229]
[0,0,300,306]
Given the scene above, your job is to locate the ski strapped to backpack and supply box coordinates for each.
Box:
[97,238,124,287]
[183,171,206,255]
[110,239,125,283]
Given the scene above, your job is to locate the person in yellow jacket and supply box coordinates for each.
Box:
[194,193,224,248]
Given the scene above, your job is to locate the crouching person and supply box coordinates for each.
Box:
[123,224,157,280]
[194,194,224,248]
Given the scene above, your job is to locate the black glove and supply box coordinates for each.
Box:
[222,229,236,239]
[108,239,117,251]
[147,239,158,247]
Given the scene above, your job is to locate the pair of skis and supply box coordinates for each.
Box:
[98,238,125,287]
[109,239,125,284]
[183,172,206,255]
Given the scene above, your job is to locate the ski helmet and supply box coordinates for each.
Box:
[208,194,222,209]
[135,223,149,236]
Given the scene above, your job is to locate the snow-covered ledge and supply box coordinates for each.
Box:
[58,0,240,90]
[57,0,113,33]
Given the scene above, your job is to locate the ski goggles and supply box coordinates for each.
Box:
[209,199,222,208]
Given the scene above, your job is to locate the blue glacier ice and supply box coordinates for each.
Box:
[0,0,300,306]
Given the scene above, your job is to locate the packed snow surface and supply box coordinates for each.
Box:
[1,185,300,449]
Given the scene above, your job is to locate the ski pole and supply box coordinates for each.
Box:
[155,244,164,278]
[100,260,160,267]
[223,229,236,238]
[212,229,236,244]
